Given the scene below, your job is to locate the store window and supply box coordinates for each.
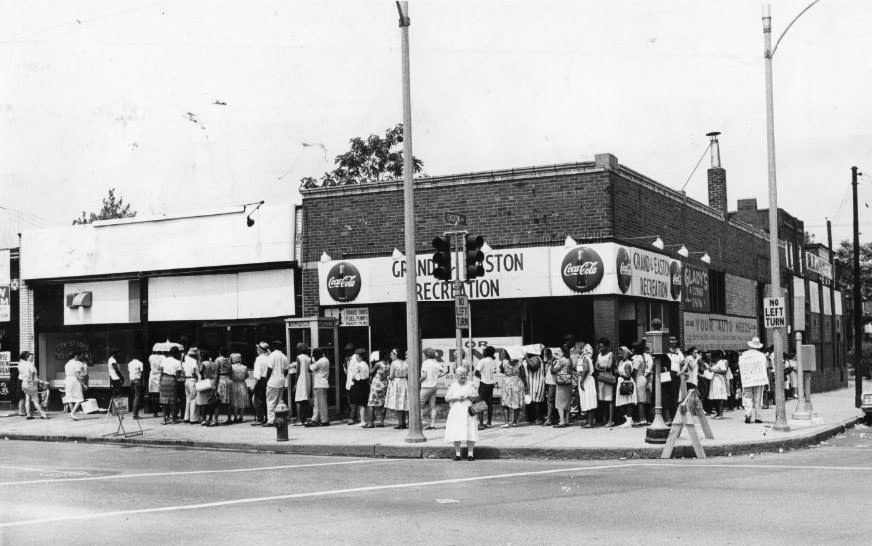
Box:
[709,271,726,314]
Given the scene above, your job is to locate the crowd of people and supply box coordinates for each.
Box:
[7,333,798,459]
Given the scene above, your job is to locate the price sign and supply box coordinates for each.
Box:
[763,297,786,328]
[455,294,470,329]
[340,307,370,327]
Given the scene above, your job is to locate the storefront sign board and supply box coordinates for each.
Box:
[0,249,9,284]
[340,307,369,327]
[0,285,10,322]
[681,263,710,313]
[805,252,833,286]
[0,351,10,380]
[683,313,759,351]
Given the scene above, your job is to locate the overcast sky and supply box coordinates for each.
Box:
[1,0,870,250]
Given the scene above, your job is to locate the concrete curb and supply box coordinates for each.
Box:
[1,414,861,459]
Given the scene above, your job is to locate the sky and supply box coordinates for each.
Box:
[1,0,871,250]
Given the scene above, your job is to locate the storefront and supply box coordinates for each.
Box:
[19,204,298,407]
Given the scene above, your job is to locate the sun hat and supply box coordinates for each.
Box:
[747,336,764,349]
[257,341,270,351]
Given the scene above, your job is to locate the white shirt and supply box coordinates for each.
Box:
[127,359,144,381]
[161,356,182,376]
[475,356,498,385]
[182,356,199,379]
[310,357,330,388]
[253,353,270,380]
[420,358,444,389]
[267,350,290,389]
[668,350,684,373]
[107,356,121,380]
[19,360,37,388]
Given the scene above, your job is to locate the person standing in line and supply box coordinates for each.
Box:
[740,337,767,424]
[576,344,598,428]
[214,349,234,425]
[127,354,144,420]
[594,338,616,427]
[365,351,389,428]
[265,342,291,425]
[550,346,573,427]
[147,349,165,418]
[340,343,356,421]
[294,343,313,426]
[197,352,218,426]
[522,346,546,425]
[107,350,124,397]
[250,342,270,426]
[64,350,86,420]
[159,347,182,424]
[384,349,409,429]
[420,348,445,430]
[664,337,684,424]
[230,352,249,423]
[541,347,557,426]
[614,346,637,428]
[182,347,201,424]
[708,350,729,419]
[679,347,700,396]
[347,349,370,427]
[19,351,47,419]
[306,348,331,426]
[631,342,652,427]
[444,367,480,461]
[784,352,798,400]
[475,346,499,428]
[500,349,526,428]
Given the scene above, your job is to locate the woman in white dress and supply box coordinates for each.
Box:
[384,349,409,429]
[577,344,598,428]
[632,342,652,426]
[595,339,616,427]
[444,367,479,461]
[64,351,86,420]
[708,350,729,418]
[614,347,638,428]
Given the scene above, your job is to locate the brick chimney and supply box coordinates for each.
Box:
[706,132,727,214]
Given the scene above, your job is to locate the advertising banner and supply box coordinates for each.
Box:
[681,263,710,312]
[0,285,9,322]
[320,243,683,305]
[682,312,759,351]
[805,252,833,286]
[422,336,522,397]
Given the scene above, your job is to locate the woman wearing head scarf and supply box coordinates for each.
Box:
[499,349,526,427]
[230,353,250,423]
[522,345,546,424]
[365,351,389,428]
[444,366,480,461]
[614,346,638,428]
[384,349,409,429]
[576,344,598,428]
[550,346,574,428]
[632,342,652,426]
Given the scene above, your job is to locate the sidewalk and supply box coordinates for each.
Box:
[1,384,866,460]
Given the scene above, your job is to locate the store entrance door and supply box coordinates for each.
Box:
[285,317,340,417]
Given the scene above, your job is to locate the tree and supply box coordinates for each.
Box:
[299,124,423,189]
[72,188,137,225]
[834,240,872,302]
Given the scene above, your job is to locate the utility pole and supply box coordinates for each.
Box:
[853,166,863,408]
[397,1,424,442]
[827,218,839,380]
[762,4,789,431]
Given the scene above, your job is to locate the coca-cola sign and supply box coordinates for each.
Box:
[669,261,683,300]
[616,247,632,293]
[561,247,604,293]
[326,262,362,303]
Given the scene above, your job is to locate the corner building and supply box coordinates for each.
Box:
[301,151,846,392]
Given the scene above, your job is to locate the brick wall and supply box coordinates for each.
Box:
[592,298,618,344]
[707,167,727,215]
[18,281,34,353]
[726,274,757,317]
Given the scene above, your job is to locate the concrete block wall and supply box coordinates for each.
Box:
[18,281,34,354]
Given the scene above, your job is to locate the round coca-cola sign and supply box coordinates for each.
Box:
[616,247,632,293]
[669,261,683,300]
[326,262,362,303]
[561,247,604,293]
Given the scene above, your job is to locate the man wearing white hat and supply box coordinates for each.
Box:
[738,336,767,424]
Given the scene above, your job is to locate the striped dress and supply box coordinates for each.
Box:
[522,356,546,403]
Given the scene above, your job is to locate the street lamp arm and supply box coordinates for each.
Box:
[771,0,821,57]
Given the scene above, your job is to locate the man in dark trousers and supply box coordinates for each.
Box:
[250,341,270,426]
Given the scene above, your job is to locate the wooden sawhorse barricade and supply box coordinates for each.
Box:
[103,396,143,438]
[661,386,713,459]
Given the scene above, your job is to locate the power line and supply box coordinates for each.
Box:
[680,142,712,192]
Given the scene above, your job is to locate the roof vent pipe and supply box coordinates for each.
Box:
[707,131,722,168]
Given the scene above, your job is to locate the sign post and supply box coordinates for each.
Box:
[763,297,786,328]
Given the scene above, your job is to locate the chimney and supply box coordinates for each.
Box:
[706,131,727,215]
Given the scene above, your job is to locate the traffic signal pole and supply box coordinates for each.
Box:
[397,1,424,443]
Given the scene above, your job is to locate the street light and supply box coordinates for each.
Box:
[762,1,821,432]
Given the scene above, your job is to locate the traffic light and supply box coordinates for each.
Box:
[465,234,485,279]
[432,236,452,281]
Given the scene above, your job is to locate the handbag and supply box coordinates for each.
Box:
[555,370,573,385]
[598,371,617,385]
[468,400,488,416]
[195,379,213,392]
[619,380,635,396]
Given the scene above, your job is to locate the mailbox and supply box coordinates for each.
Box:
[645,329,670,355]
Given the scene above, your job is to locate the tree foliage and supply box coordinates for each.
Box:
[299,124,423,189]
[72,188,137,225]
[834,240,872,301]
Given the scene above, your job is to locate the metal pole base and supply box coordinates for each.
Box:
[792,410,812,420]
[405,432,426,443]
[645,426,670,444]
[771,422,791,432]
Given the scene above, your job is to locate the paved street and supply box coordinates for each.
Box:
[2,423,871,546]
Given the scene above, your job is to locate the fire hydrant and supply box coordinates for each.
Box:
[274,401,289,442]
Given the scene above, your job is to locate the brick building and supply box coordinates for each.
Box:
[299,146,845,392]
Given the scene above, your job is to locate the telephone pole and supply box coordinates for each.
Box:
[853,166,863,407]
